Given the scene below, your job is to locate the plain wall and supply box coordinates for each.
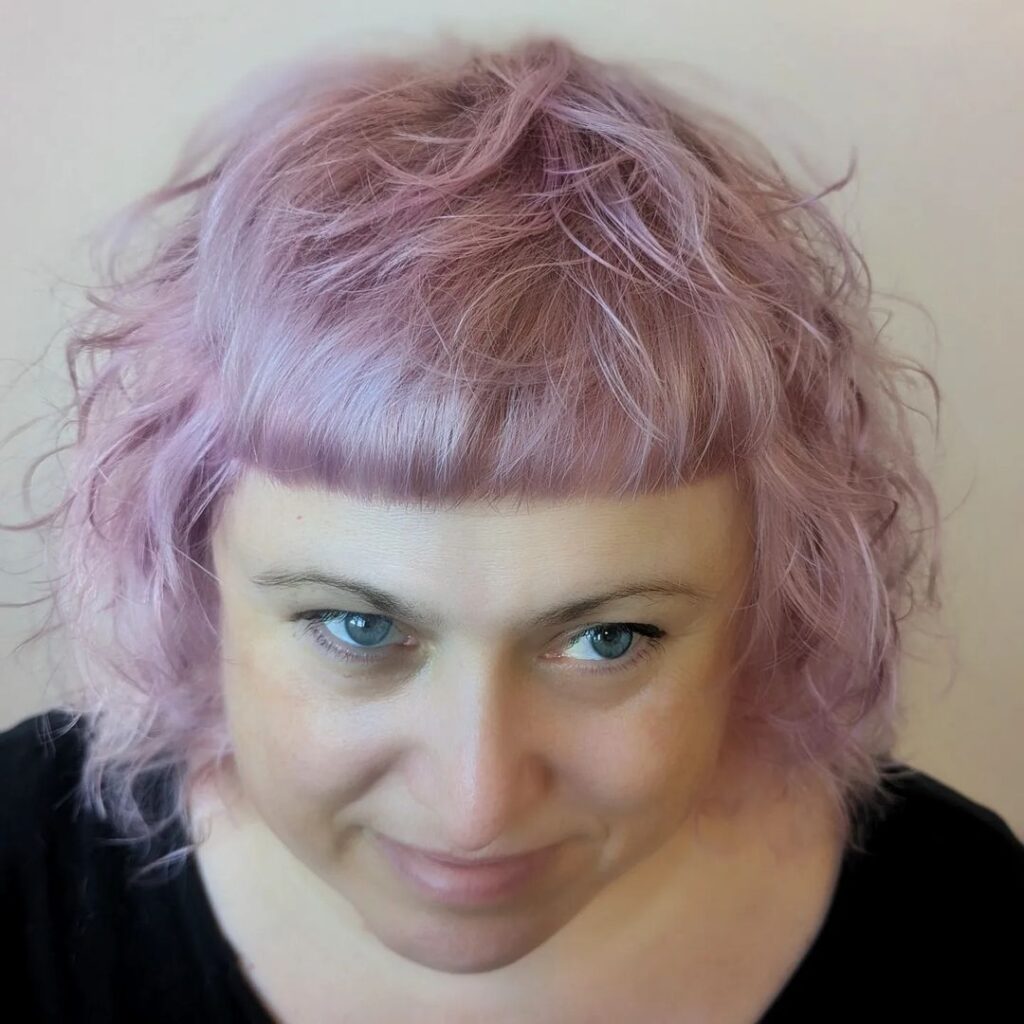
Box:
[1,1,1021,835]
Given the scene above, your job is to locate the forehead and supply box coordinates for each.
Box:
[216,469,750,571]
[213,471,753,634]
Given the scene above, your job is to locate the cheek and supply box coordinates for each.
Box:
[219,642,383,844]
[557,678,733,819]
[542,623,738,810]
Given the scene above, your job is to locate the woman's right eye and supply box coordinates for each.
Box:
[294,610,403,664]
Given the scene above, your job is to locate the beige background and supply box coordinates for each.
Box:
[1,1,1021,836]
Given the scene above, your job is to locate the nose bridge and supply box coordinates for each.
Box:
[417,652,548,853]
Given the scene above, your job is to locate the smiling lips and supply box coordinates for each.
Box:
[374,833,561,906]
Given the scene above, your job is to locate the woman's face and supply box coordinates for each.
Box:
[208,468,754,975]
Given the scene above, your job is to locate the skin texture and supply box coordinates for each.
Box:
[187,468,844,1021]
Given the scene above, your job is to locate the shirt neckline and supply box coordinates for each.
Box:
[178,834,281,1022]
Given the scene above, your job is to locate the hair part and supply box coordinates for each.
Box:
[0,33,950,881]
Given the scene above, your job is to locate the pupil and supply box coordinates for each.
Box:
[341,612,391,646]
[589,625,633,659]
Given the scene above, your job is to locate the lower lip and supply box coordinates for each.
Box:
[374,834,560,907]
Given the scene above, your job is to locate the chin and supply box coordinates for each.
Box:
[364,894,582,975]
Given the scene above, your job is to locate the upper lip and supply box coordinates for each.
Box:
[380,834,555,866]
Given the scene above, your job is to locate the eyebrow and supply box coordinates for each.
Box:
[249,567,714,630]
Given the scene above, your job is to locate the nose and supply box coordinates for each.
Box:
[409,654,551,856]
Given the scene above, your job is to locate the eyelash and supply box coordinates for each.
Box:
[292,610,667,677]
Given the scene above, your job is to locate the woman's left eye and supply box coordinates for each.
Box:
[292,610,667,676]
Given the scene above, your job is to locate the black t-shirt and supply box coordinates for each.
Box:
[3,708,1022,1023]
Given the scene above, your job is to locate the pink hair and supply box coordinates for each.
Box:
[1,34,949,879]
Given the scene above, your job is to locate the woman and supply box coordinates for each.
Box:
[1,34,1021,1024]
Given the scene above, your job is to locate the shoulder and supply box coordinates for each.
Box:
[863,762,1024,881]
[837,763,1023,993]
[0,707,91,859]
[0,706,87,777]
[0,709,98,1018]
[764,763,1023,1020]
[0,710,221,1022]
[0,707,101,924]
